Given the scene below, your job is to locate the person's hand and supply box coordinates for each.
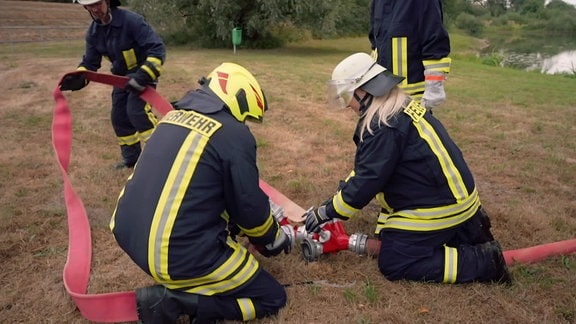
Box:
[228,222,244,241]
[421,70,446,109]
[59,74,88,91]
[304,205,331,233]
[125,73,147,94]
[253,226,291,258]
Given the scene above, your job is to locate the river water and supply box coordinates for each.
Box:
[481,33,576,75]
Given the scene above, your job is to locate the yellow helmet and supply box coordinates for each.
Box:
[206,63,268,123]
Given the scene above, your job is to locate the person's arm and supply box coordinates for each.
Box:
[125,13,166,92]
[224,131,289,256]
[60,26,101,91]
[419,0,451,108]
[305,127,402,233]
[420,0,451,66]
[326,128,401,220]
[79,25,103,72]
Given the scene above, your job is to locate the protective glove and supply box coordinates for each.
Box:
[253,226,291,258]
[125,73,147,94]
[59,74,88,91]
[228,222,243,241]
[304,205,331,233]
[421,70,446,109]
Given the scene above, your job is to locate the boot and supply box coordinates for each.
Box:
[168,289,199,320]
[477,240,512,285]
[135,285,181,323]
[114,160,136,170]
[116,144,141,169]
[489,240,512,285]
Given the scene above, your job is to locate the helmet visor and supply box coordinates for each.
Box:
[327,79,355,109]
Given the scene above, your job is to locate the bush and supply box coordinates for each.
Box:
[455,13,484,37]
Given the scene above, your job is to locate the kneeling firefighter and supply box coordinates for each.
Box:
[304,53,511,285]
[110,63,291,323]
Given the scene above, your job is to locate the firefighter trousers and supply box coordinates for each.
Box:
[378,207,510,283]
[111,87,158,164]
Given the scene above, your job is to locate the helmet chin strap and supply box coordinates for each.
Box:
[354,92,373,113]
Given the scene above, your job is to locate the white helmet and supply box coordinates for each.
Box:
[327,52,404,109]
[74,0,101,4]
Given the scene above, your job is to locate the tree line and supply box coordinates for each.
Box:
[45,0,576,48]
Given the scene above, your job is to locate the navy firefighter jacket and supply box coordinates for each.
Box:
[369,0,451,99]
[110,90,279,295]
[325,99,480,235]
[79,7,165,79]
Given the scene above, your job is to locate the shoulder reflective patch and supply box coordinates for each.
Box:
[161,110,222,137]
[403,100,426,122]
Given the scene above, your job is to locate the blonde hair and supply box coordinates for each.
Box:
[357,87,407,141]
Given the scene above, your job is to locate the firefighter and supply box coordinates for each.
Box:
[369,0,451,109]
[59,0,166,169]
[305,53,511,284]
[110,62,291,323]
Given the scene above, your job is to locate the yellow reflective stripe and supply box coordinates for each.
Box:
[396,189,478,219]
[238,215,274,238]
[145,102,159,126]
[140,64,156,80]
[117,132,140,146]
[374,214,386,235]
[184,253,258,295]
[148,132,207,281]
[333,190,359,219]
[375,192,392,213]
[400,81,424,91]
[378,193,480,231]
[391,37,408,82]
[399,81,425,98]
[122,48,138,70]
[423,57,452,73]
[139,128,154,143]
[237,298,256,321]
[413,117,468,200]
[167,241,259,295]
[147,56,163,67]
[146,56,162,70]
[345,170,355,181]
[76,66,88,71]
[443,245,458,283]
[109,187,126,231]
[163,238,248,287]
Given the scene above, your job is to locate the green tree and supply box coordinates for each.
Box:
[128,0,369,48]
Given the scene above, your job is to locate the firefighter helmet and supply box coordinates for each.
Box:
[206,63,268,123]
[75,0,121,6]
[327,52,404,108]
[75,0,101,4]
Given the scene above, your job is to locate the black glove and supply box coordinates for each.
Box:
[60,74,88,91]
[304,205,332,233]
[253,227,291,258]
[125,73,147,94]
[228,222,244,241]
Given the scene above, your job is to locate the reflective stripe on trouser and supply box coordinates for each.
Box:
[190,269,286,322]
[377,209,503,283]
[111,87,158,163]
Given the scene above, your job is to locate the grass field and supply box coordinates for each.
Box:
[1,1,575,323]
